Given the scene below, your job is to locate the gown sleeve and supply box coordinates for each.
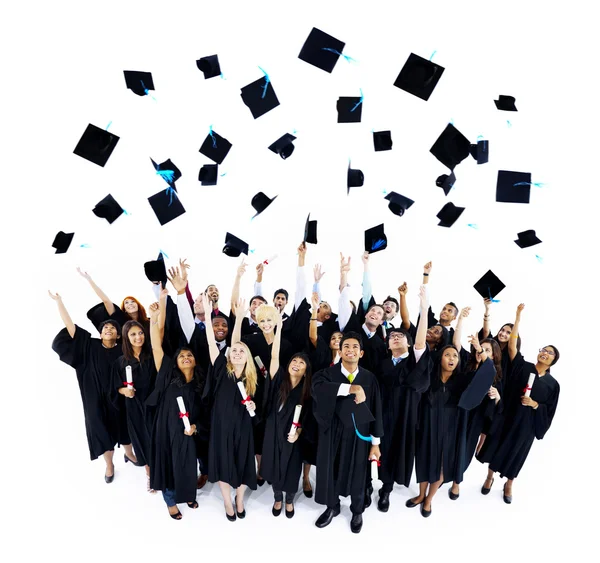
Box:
[51,325,91,368]
[534,380,560,440]
[202,353,227,402]
[145,356,175,408]
[311,368,342,432]
[369,375,384,438]
[403,347,432,393]
[457,358,496,411]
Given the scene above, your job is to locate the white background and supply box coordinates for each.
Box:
[3,0,598,561]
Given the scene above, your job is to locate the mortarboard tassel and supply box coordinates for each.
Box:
[140,80,157,101]
[156,169,175,184]
[429,50,437,61]
[208,125,217,148]
[352,413,372,442]
[80,243,90,248]
[159,249,169,259]
[536,255,543,263]
[258,66,270,99]
[106,121,112,131]
[372,238,386,251]
[321,47,357,63]
[165,186,177,207]
[350,89,364,113]
[468,224,479,229]
[488,287,500,303]
[513,181,545,188]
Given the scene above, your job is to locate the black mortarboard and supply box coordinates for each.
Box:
[385,192,414,217]
[268,133,296,159]
[494,95,517,111]
[148,189,186,226]
[123,70,154,96]
[298,27,346,73]
[347,163,364,192]
[251,192,277,218]
[436,172,456,196]
[86,302,121,331]
[473,270,506,300]
[144,252,168,287]
[336,398,375,429]
[52,231,74,254]
[73,124,120,167]
[151,158,182,187]
[514,229,542,248]
[198,164,218,186]
[223,232,249,257]
[496,170,531,204]
[304,214,318,244]
[92,194,124,224]
[373,130,393,151]
[436,202,465,227]
[240,74,280,119]
[337,96,363,123]
[470,140,489,164]
[199,129,232,164]
[196,55,221,79]
[364,224,387,253]
[430,123,471,170]
[393,53,445,101]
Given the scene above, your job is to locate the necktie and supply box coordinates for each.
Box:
[347,373,355,383]
[392,357,401,366]
[199,321,205,330]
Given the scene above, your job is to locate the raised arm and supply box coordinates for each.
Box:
[294,242,307,311]
[230,259,247,312]
[149,302,164,371]
[309,291,320,348]
[203,293,221,365]
[231,298,247,350]
[337,253,353,331]
[48,291,76,338]
[76,268,116,316]
[482,298,492,339]
[254,262,264,298]
[361,252,372,312]
[313,264,325,303]
[414,285,429,350]
[168,265,194,343]
[508,304,524,362]
[398,282,410,330]
[270,311,283,378]
[422,261,432,285]
[453,307,471,352]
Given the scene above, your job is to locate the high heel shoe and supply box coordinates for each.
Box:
[225,510,236,522]
[503,483,512,504]
[420,503,432,518]
[405,497,424,508]
[448,487,459,500]
[236,508,246,519]
[124,453,141,467]
[481,477,494,495]
[169,509,182,520]
[105,472,114,484]
[187,500,199,509]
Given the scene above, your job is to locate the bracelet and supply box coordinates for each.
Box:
[510,334,519,339]
[483,315,490,319]
[423,273,429,276]
[310,318,318,322]
[151,320,159,325]
[477,349,484,354]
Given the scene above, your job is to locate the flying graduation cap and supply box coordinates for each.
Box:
[52,231,74,254]
[151,158,182,187]
[251,192,277,218]
[364,224,387,253]
[240,72,280,119]
[373,130,393,151]
[144,252,168,288]
[123,70,154,96]
[473,270,506,300]
[199,129,232,164]
[470,140,489,164]
[393,53,445,101]
[304,214,318,244]
[430,123,471,170]
[494,95,517,111]
[496,170,531,204]
[147,189,186,226]
[385,192,414,216]
[198,164,218,186]
[73,124,120,167]
[298,27,346,73]
[347,162,364,193]
[92,194,124,224]
[196,55,221,79]
[514,230,542,248]
[268,133,296,159]
[223,232,249,257]
[436,172,456,196]
[337,96,363,123]
[436,202,465,227]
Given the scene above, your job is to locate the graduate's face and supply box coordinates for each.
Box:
[206,285,219,303]
[365,305,385,328]
[229,344,247,365]
[388,331,408,353]
[123,299,139,314]
[250,298,267,316]
[127,326,145,347]
[537,346,556,366]
[497,325,512,342]
[177,350,196,370]
[258,314,275,334]
[439,304,457,322]
[426,325,443,343]
[212,318,229,341]
[383,300,398,316]
[317,302,332,322]
[440,348,459,372]
[194,294,205,316]
[288,356,307,377]
[341,339,364,363]
[329,332,343,350]
[481,342,494,358]
[273,293,288,312]
[101,323,120,341]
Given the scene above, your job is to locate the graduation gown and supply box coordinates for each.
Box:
[203,354,257,489]
[260,369,309,495]
[52,326,122,460]
[477,352,559,479]
[377,347,432,487]
[312,364,383,508]
[415,359,496,484]
[112,355,157,466]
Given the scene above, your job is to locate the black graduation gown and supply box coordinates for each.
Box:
[261,369,307,495]
[146,356,204,503]
[477,352,559,479]
[343,311,388,374]
[377,347,432,487]
[112,355,157,466]
[52,326,122,460]
[229,310,261,339]
[415,358,496,484]
[312,364,384,507]
[203,354,257,489]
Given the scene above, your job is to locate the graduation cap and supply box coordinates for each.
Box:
[251,192,277,218]
[148,189,186,226]
[298,27,346,73]
[52,231,74,254]
[223,232,249,257]
[86,302,121,332]
[494,95,517,111]
[336,398,375,429]
[473,270,506,300]
[385,192,414,217]
[144,253,168,287]
[123,70,154,96]
[196,55,221,79]
[73,124,120,167]
[199,129,232,164]
[430,123,471,170]
[268,133,296,159]
[304,214,317,244]
[436,172,456,196]
[436,202,465,227]
[347,163,364,193]
[198,164,218,186]
[393,53,445,101]
[514,229,542,248]
[337,96,363,123]
[496,170,531,204]
[373,130,393,151]
[92,194,124,224]
[151,158,182,187]
[364,224,387,253]
[240,74,280,119]
[470,140,489,164]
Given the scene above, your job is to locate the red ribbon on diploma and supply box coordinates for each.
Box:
[179,412,189,419]
[370,457,381,466]
[260,366,267,376]
[523,385,532,394]
[123,382,133,387]
[241,396,251,405]
[292,422,301,428]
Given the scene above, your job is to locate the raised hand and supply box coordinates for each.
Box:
[483,298,492,312]
[48,290,62,301]
[237,259,247,277]
[233,298,247,319]
[76,267,92,281]
[398,282,408,296]
[423,261,432,275]
[418,285,428,310]
[275,309,283,330]
[468,333,482,351]
[201,293,212,316]
[179,259,190,283]
[340,253,352,274]
[160,287,169,300]
[149,302,160,318]
[167,266,187,293]
[362,251,370,267]
[516,303,525,317]
[298,241,307,258]
[459,307,471,319]
[311,291,320,310]
[313,264,325,283]
[256,263,264,277]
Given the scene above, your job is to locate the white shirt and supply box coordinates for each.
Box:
[362,323,376,339]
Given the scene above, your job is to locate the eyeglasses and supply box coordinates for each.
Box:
[539,348,555,356]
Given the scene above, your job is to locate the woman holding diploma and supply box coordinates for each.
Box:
[203,295,258,521]
[146,297,205,520]
[477,304,560,503]
[261,310,313,518]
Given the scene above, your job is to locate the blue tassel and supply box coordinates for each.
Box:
[350,89,364,112]
[429,50,437,61]
[122,208,130,216]
[249,249,255,254]
[477,134,484,141]
[165,186,177,207]
[80,243,90,248]
[209,125,217,148]
[513,182,545,188]
[468,223,479,229]
[159,249,169,259]
[535,255,543,263]
[258,66,270,99]
[488,288,500,303]
[106,121,112,131]
[352,413,372,442]
[371,239,386,251]
[507,120,512,127]
[321,47,357,63]
[220,72,225,80]
[449,118,454,125]
[220,172,227,177]
[140,80,156,101]
[156,170,175,184]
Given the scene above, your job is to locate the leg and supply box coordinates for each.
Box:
[302,463,312,494]
[145,465,156,494]
[123,444,137,464]
[450,481,460,496]
[409,481,428,505]
[475,433,486,455]
[197,458,208,489]
[162,489,182,519]
[273,489,283,510]
[255,454,262,479]
[103,450,115,477]
[285,492,295,518]
[423,470,444,512]
[235,484,247,513]
[504,478,514,500]
[218,481,235,517]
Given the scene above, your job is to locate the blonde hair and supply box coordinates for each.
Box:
[255,304,279,325]
[226,341,258,396]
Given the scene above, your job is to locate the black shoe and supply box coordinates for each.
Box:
[420,503,432,518]
[503,483,512,504]
[105,473,114,484]
[315,505,340,528]
[124,454,141,467]
[236,508,246,519]
[377,491,390,512]
[364,485,373,509]
[226,510,236,522]
[350,513,363,534]
[285,504,295,519]
[448,487,459,500]
[481,477,494,495]
[187,500,199,509]
[256,477,265,487]
[272,503,282,517]
[169,509,182,520]
[405,497,424,508]
[303,482,313,498]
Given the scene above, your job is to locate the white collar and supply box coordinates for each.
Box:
[362,323,375,338]
[216,340,226,350]
[392,351,410,361]
[340,364,360,377]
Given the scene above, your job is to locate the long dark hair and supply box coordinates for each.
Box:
[122,320,151,361]
[278,353,313,409]
[495,323,521,351]
[467,339,503,385]
[436,344,461,379]
[170,347,205,393]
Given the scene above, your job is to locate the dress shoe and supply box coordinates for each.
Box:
[503,483,512,504]
[350,513,363,534]
[285,504,295,519]
[236,508,246,519]
[197,474,209,489]
[315,505,340,528]
[405,497,424,508]
[225,510,236,522]
[420,503,432,518]
[105,473,114,484]
[124,454,142,467]
[364,485,373,508]
[272,503,282,517]
[377,491,390,512]
[303,482,313,498]
[448,487,459,500]
[481,477,494,495]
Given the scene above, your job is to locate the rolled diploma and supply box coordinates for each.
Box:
[176,396,191,431]
[263,254,278,265]
[125,365,133,387]
[289,405,302,436]
[255,356,267,377]
[370,458,379,481]
[237,381,255,417]
[381,324,387,341]
[524,373,536,397]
